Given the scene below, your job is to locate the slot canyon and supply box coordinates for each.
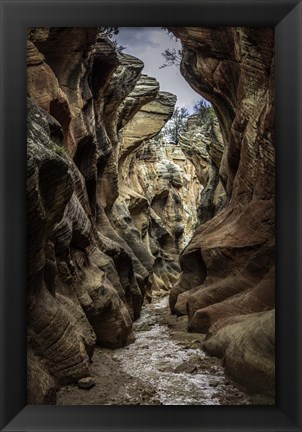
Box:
[27,27,275,405]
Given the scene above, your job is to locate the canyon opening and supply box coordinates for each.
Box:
[27,27,275,405]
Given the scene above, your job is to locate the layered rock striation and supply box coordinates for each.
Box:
[27,26,275,403]
[179,115,226,225]
[128,139,202,254]
[168,27,275,397]
[27,28,184,403]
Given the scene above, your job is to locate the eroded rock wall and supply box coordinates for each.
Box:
[179,115,226,224]
[127,139,202,255]
[27,26,275,402]
[27,28,181,403]
[168,27,275,397]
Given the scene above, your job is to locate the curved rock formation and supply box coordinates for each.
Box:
[27,28,181,403]
[129,139,202,255]
[27,27,217,403]
[179,115,226,224]
[168,27,275,397]
[27,26,275,403]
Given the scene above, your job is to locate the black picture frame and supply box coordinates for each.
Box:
[0,0,301,431]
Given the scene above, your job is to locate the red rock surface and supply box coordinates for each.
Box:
[168,27,275,397]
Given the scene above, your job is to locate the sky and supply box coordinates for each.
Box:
[115,27,208,112]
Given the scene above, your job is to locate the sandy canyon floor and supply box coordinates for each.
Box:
[57,296,272,405]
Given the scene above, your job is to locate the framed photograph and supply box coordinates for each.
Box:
[0,0,301,431]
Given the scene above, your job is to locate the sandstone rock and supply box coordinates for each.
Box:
[27,346,57,405]
[27,95,134,399]
[77,377,96,389]
[203,310,275,396]
[117,74,160,129]
[27,26,275,402]
[27,28,183,403]
[173,362,198,374]
[28,27,98,156]
[114,88,188,295]
[179,115,226,224]
[27,99,91,386]
[119,91,177,166]
[168,27,275,396]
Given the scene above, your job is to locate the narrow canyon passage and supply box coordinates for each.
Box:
[55,122,233,405]
[27,27,275,405]
[57,296,252,405]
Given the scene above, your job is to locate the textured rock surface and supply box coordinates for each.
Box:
[27,29,147,402]
[27,28,185,403]
[129,139,202,254]
[27,26,275,403]
[179,115,226,224]
[168,27,275,396]
[114,91,184,298]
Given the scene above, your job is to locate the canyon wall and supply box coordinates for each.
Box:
[169,27,275,397]
[27,28,203,403]
[179,115,226,225]
[27,26,275,403]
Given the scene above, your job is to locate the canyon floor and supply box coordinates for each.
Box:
[57,296,270,406]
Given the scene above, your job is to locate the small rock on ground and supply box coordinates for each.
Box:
[77,377,95,389]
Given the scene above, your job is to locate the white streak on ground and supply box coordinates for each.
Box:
[112,297,227,405]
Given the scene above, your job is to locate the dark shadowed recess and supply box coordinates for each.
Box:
[0,0,301,431]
